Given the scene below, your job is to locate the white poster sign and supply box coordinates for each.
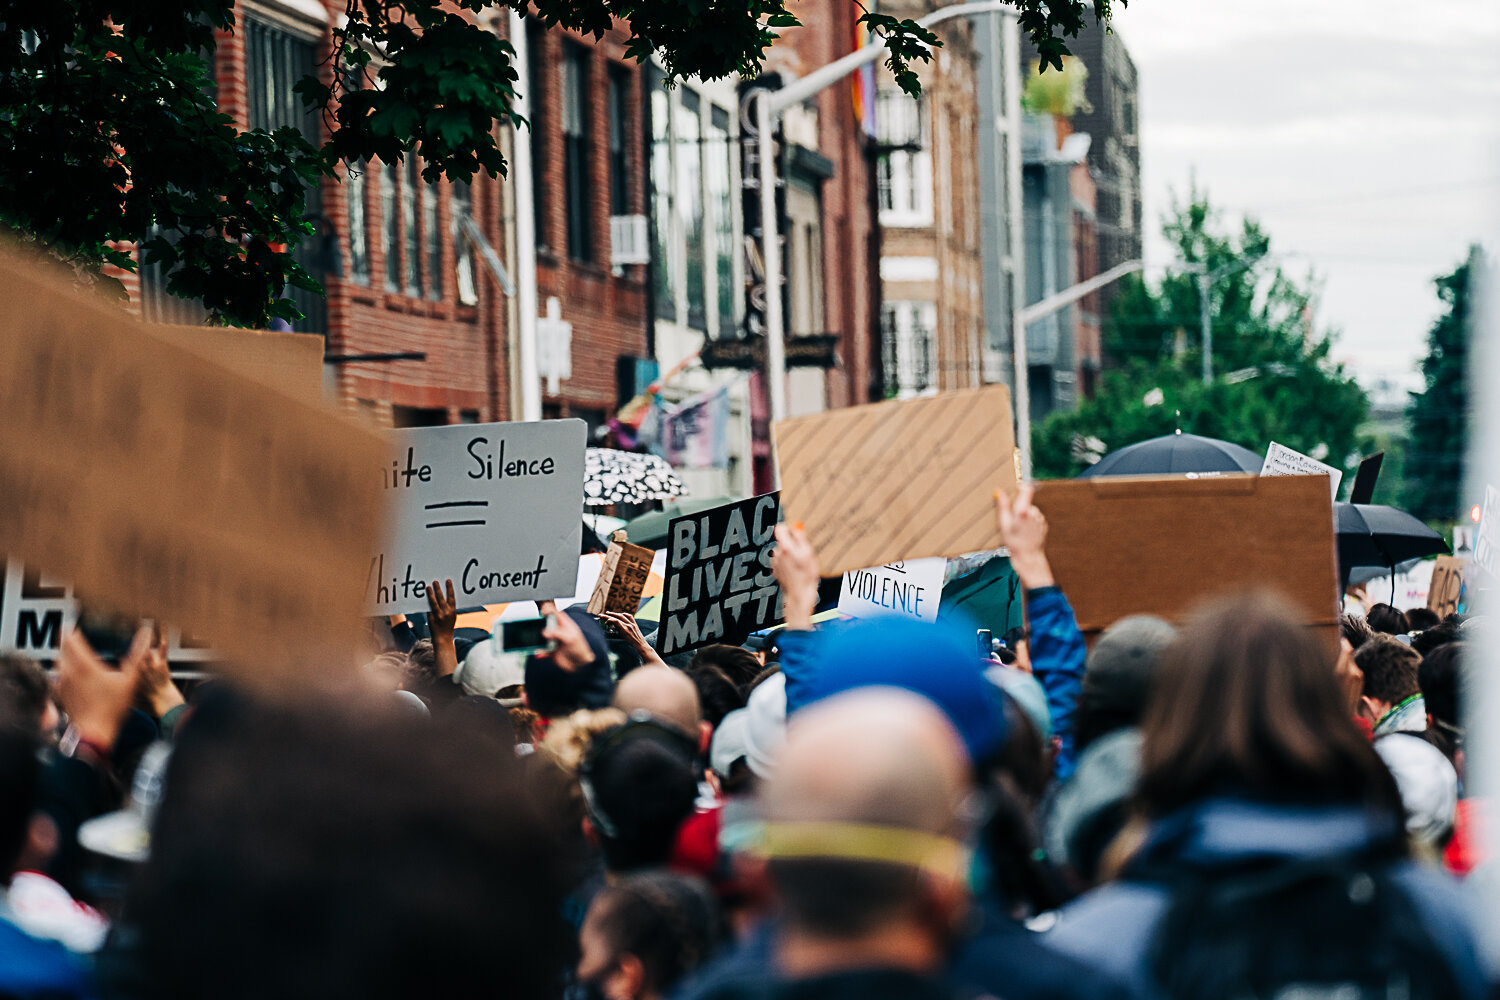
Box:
[1475,484,1500,579]
[369,420,586,615]
[838,557,946,623]
[1261,441,1342,499]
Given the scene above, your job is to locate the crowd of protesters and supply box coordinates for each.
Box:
[0,487,1491,999]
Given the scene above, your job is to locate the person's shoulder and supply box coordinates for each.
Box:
[952,910,1134,1000]
[1039,882,1168,985]
[0,914,92,998]
[1385,861,1491,998]
[669,923,774,1000]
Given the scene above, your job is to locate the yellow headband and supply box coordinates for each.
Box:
[753,821,971,880]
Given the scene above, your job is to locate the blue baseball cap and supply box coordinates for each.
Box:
[794,617,1008,765]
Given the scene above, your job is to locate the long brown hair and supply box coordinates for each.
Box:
[1137,591,1401,820]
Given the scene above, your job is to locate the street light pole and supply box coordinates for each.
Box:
[758,0,1015,429]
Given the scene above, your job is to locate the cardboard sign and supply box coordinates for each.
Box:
[838,557,945,623]
[370,420,585,615]
[154,324,324,404]
[657,493,781,656]
[1032,475,1340,647]
[1261,441,1342,499]
[587,536,656,615]
[1428,556,1468,617]
[774,385,1017,576]
[1474,484,1500,579]
[0,249,384,685]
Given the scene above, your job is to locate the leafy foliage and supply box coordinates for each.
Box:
[0,0,1114,326]
[1403,248,1480,522]
[1032,193,1368,480]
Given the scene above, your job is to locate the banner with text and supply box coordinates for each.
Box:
[1475,484,1500,580]
[657,493,781,656]
[1427,556,1469,617]
[370,420,586,615]
[1261,441,1343,499]
[838,557,945,623]
[587,537,657,615]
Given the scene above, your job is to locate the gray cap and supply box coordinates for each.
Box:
[1044,726,1143,883]
[1081,615,1178,716]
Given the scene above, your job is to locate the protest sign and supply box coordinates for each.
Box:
[657,493,781,656]
[1261,441,1342,499]
[154,324,324,404]
[1474,484,1500,579]
[837,557,945,623]
[774,385,1017,576]
[1428,556,1469,617]
[0,248,384,686]
[370,420,585,615]
[587,534,656,615]
[1033,475,1340,649]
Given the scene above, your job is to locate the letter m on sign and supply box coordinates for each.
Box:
[16,609,62,651]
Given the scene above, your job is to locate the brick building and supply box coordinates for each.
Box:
[871,7,986,399]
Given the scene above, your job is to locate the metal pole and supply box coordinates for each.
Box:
[1016,259,1144,327]
[759,89,789,428]
[1002,11,1028,478]
[1197,270,1212,385]
[509,11,542,422]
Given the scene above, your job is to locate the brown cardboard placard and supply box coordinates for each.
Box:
[154,324,325,404]
[774,385,1017,576]
[586,534,656,616]
[1427,556,1468,617]
[1032,475,1341,645]
[0,249,385,689]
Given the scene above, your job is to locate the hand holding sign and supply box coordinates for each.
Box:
[773,523,820,631]
[995,485,1054,589]
[57,625,151,752]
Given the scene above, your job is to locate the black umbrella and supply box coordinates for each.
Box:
[1336,503,1449,590]
[1077,432,1263,478]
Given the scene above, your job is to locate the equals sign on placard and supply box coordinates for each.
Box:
[425,500,489,529]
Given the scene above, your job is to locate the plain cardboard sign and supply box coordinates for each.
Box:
[1261,441,1342,499]
[1427,556,1468,617]
[838,557,945,623]
[153,324,324,404]
[774,385,1017,576]
[657,493,781,656]
[1032,475,1340,646]
[370,421,585,615]
[587,537,656,615]
[0,248,385,684]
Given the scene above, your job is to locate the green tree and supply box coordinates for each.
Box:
[1032,193,1368,479]
[0,0,1118,328]
[1403,248,1479,522]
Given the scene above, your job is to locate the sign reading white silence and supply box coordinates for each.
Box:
[1261,441,1342,499]
[838,557,945,623]
[368,420,586,615]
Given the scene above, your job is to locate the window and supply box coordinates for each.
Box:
[678,89,705,330]
[562,43,593,262]
[880,302,937,398]
[707,105,734,335]
[403,158,421,295]
[346,162,369,284]
[649,70,675,321]
[527,20,549,251]
[423,180,442,299]
[383,160,400,291]
[453,180,478,305]
[874,90,932,228]
[607,66,630,217]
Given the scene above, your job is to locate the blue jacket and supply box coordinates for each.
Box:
[0,912,91,999]
[1043,797,1492,1000]
[1024,586,1086,781]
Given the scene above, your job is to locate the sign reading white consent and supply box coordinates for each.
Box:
[369,420,586,615]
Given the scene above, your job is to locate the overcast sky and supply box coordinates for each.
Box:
[1107,0,1500,398]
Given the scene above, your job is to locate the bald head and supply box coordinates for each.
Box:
[767,688,970,836]
[612,667,702,737]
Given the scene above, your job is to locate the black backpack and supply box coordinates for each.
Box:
[1135,837,1463,1000]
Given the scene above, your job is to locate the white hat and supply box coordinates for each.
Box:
[740,673,787,779]
[79,740,172,863]
[711,709,753,778]
[454,638,527,697]
[1374,734,1459,846]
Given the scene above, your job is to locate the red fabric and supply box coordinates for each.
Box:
[670,807,721,881]
[1353,716,1373,740]
[1444,798,1486,877]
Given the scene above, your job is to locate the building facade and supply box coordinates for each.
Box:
[872,8,986,399]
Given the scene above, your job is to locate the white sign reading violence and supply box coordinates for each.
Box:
[838,557,945,624]
[369,420,586,615]
[1260,441,1342,499]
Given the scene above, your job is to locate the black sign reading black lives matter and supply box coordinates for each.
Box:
[657,493,782,656]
